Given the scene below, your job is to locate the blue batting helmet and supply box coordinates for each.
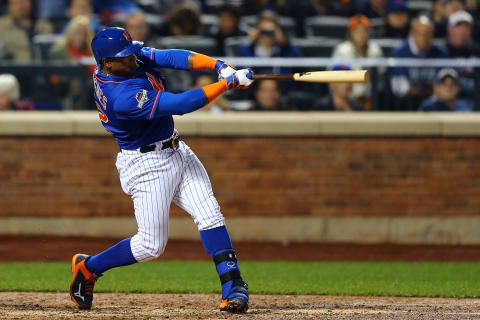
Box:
[91,27,143,64]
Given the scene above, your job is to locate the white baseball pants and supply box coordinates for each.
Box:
[116,139,225,262]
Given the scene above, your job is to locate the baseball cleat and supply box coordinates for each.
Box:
[69,254,102,310]
[220,296,249,314]
[219,281,249,314]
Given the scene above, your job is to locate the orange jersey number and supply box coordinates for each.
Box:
[93,77,109,123]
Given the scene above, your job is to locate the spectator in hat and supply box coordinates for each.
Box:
[446,10,480,57]
[419,68,473,112]
[0,74,34,111]
[318,64,365,111]
[332,14,383,110]
[384,0,410,38]
[389,16,447,110]
[445,10,480,98]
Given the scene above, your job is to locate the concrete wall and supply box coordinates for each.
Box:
[2,111,480,244]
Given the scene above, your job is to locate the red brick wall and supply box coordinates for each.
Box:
[1,136,480,217]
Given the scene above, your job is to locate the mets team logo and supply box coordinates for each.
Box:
[122,32,131,42]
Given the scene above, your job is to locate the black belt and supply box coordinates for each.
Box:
[139,137,179,153]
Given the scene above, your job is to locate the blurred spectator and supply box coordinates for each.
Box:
[240,11,301,59]
[252,79,286,111]
[287,0,355,37]
[135,0,202,16]
[210,5,247,56]
[68,0,103,33]
[433,0,465,38]
[165,4,202,36]
[419,68,473,112]
[92,0,139,26]
[125,11,153,46]
[36,0,68,20]
[0,0,53,61]
[383,0,410,38]
[318,64,365,111]
[0,74,34,111]
[464,0,480,42]
[359,0,388,19]
[240,11,300,79]
[332,14,383,109]
[49,15,95,73]
[191,73,231,113]
[445,10,480,98]
[241,0,287,16]
[389,16,447,110]
[446,11,480,57]
[49,15,95,110]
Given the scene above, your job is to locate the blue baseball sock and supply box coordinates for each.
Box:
[200,226,248,301]
[200,225,232,257]
[85,238,137,274]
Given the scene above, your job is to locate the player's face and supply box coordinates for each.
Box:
[103,54,138,76]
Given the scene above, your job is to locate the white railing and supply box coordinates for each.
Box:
[77,56,480,68]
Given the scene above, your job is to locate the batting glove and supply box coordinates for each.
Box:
[215,60,236,80]
[225,68,254,89]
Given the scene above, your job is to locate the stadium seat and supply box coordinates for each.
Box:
[144,13,165,33]
[292,37,342,57]
[407,1,432,16]
[304,16,349,38]
[201,14,219,36]
[240,15,296,37]
[224,36,250,56]
[32,34,62,61]
[375,38,403,57]
[369,17,386,38]
[155,36,217,56]
[0,40,7,60]
[375,38,446,57]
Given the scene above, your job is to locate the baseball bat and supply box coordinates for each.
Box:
[253,70,369,83]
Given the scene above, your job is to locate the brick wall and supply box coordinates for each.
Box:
[2,136,480,217]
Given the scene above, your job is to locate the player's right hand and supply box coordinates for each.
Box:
[225,69,254,89]
[216,60,236,80]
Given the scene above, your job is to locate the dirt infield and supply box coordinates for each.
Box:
[1,292,480,320]
[3,236,480,319]
[4,235,480,262]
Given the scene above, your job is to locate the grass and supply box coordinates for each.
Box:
[0,261,479,298]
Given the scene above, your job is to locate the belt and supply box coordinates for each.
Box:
[139,136,179,153]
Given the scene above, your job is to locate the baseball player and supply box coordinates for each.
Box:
[69,27,253,314]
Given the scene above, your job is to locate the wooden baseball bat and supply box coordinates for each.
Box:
[253,70,369,83]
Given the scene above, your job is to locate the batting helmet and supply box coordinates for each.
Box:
[91,27,143,64]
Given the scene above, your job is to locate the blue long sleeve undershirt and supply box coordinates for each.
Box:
[154,88,206,117]
[138,47,191,70]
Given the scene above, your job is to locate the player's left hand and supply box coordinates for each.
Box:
[216,60,236,80]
